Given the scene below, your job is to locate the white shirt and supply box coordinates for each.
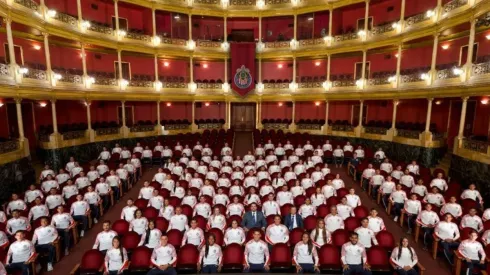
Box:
[200,244,223,266]
[276,191,293,206]
[400,175,415,188]
[430,178,448,191]
[121,206,138,222]
[404,200,422,215]
[213,194,230,206]
[354,227,378,248]
[310,228,330,247]
[345,194,361,208]
[148,196,164,210]
[151,244,177,266]
[441,203,463,218]
[182,196,197,208]
[458,240,485,261]
[7,240,34,263]
[416,210,439,227]
[194,203,212,218]
[96,182,111,195]
[375,151,385,159]
[332,179,345,190]
[227,203,245,216]
[130,217,149,235]
[208,214,226,230]
[139,187,155,200]
[168,214,189,232]
[244,240,269,265]
[337,204,354,220]
[380,181,395,194]
[62,185,78,199]
[75,177,91,189]
[293,242,319,265]
[139,228,162,249]
[56,173,71,184]
[46,194,64,210]
[262,201,281,217]
[7,217,30,234]
[324,214,344,232]
[105,247,128,272]
[391,247,418,268]
[390,190,407,204]
[299,204,316,219]
[435,221,460,240]
[84,191,101,205]
[33,225,58,245]
[93,230,118,251]
[322,185,336,198]
[380,163,393,173]
[182,228,205,246]
[341,242,367,265]
[24,190,43,204]
[87,171,100,182]
[51,213,74,229]
[411,185,427,197]
[28,205,49,221]
[41,180,59,193]
[406,164,419,175]
[71,201,89,216]
[224,227,246,245]
[460,215,483,232]
[367,216,385,233]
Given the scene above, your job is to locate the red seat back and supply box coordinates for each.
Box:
[227,215,242,227]
[177,244,199,268]
[367,246,390,270]
[331,229,349,247]
[166,229,183,249]
[143,207,159,220]
[207,228,224,246]
[319,244,341,269]
[80,249,104,272]
[154,217,169,232]
[304,216,318,231]
[129,247,152,269]
[122,231,141,250]
[222,243,244,268]
[134,199,148,210]
[270,243,292,268]
[289,228,305,247]
[344,217,360,232]
[376,231,395,250]
[294,195,306,207]
[353,206,369,219]
[194,215,207,230]
[112,219,130,236]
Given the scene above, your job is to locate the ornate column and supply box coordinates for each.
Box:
[81,44,88,77]
[51,100,58,134]
[15,99,24,140]
[258,58,262,83]
[191,101,197,131]
[224,58,228,91]
[293,14,297,41]
[154,55,159,83]
[188,14,192,41]
[360,50,367,87]
[189,57,194,83]
[457,97,469,140]
[259,17,262,42]
[465,18,476,81]
[256,100,262,129]
[76,0,83,25]
[358,100,364,127]
[292,57,297,84]
[43,33,53,85]
[391,100,398,129]
[395,44,402,87]
[86,101,92,130]
[425,98,433,132]
[328,8,333,38]
[290,101,296,131]
[430,34,439,84]
[157,101,161,125]
[117,50,123,81]
[152,8,157,37]
[5,18,19,82]
[324,100,329,132]
[399,0,405,30]
[326,55,331,83]
[224,17,227,42]
[121,101,127,127]
[363,0,370,39]
[226,101,232,129]
[114,0,120,35]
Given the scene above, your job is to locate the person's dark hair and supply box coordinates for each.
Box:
[103,220,111,226]
[313,219,327,244]
[302,232,314,255]
[397,237,414,261]
[350,232,359,238]
[205,234,216,258]
[144,220,155,245]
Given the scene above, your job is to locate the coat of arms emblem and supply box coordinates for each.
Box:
[234,65,253,89]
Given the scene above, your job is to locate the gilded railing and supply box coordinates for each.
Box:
[400,73,423,83]
[197,123,223,129]
[263,123,290,130]
[367,76,391,86]
[14,0,39,11]
[194,0,219,4]
[130,125,155,133]
[52,12,78,27]
[332,79,355,87]
[164,124,190,130]
[436,68,459,80]
[94,76,118,86]
[472,61,490,76]
[88,21,114,35]
[126,31,152,42]
[24,68,47,81]
[405,12,431,27]
[443,0,468,13]
[0,63,10,77]
[264,82,289,89]
[197,40,222,48]
[397,129,420,139]
[371,22,395,35]
[197,83,222,89]
[297,124,322,130]
[129,80,153,88]
[163,82,187,89]
[96,127,120,136]
[62,130,86,140]
[463,139,489,154]
[161,37,187,46]
[0,140,19,154]
[266,0,290,4]
[264,41,290,49]
[298,82,322,88]
[58,73,83,85]
[334,33,358,42]
[298,38,326,47]
[432,132,446,141]
[230,0,256,5]
[332,125,354,132]
[364,127,388,135]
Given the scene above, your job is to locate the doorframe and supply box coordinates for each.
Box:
[231,102,256,131]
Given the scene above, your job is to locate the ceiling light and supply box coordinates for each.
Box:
[278,102,283,106]
[277,64,283,69]
[435,100,442,105]
[33,45,41,50]
[205,102,210,106]
[166,102,172,107]
[39,102,47,107]
[441,44,449,50]
[203,64,208,69]
[315,102,320,106]
[481,98,489,105]
[315,61,321,66]
[163,61,170,67]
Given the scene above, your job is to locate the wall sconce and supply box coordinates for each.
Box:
[80,21,91,31]
[256,42,265,52]
[289,81,298,92]
[166,102,172,107]
[33,45,41,50]
[120,79,129,90]
[481,98,489,105]
[152,36,161,46]
[154,80,163,91]
[441,44,449,50]
[323,35,332,46]
[46,9,57,18]
[357,30,367,40]
[0,102,3,107]
[187,40,196,50]
[426,10,435,18]
[322,81,331,91]
[315,61,321,66]
[39,102,48,107]
[256,82,264,93]
[5,0,13,5]
[203,64,209,69]
[189,82,197,93]
[420,73,429,80]
[486,34,490,40]
[221,0,229,8]
[278,102,283,106]
[394,53,399,58]
[205,102,210,107]
[256,0,265,9]
[391,22,401,32]
[277,64,283,69]
[85,76,95,88]
[186,0,193,7]
[355,79,365,89]
[315,101,320,106]
[117,30,127,41]
[388,75,397,83]
[221,42,230,52]
[290,39,298,50]
[291,0,298,6]
[435,100,442,105]
[19,67,29,75]
[163,61,170,67]
[222,83,230,93]
[452,67,464,76]
[53,73,62,80]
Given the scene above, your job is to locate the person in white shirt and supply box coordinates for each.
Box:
[416,204,439,250]
[41,175,59,194]
[458,230,486,275]
[322,180,337,199]
[32,217,58,271]
[148,189,164,210]
[70,163,83,178]
[324,206,345,233]
[369,169,384,199]
[311,166,324,183]
[160,199,175,221]
[460,208,483,233]
[46,188,65,211]
[380,159,393,174]
[104,236,128,275]
[27,197,49,222]
[333,145,344,168]
[367,209,386,234]
[181,190,197,208]
[361,164,376,191]
[56,169,71,185]
[75,171,91,190]
[207,207,226,231]
[390,184,407,222]
[224,220,246,245]
[345,188,361,208]
[112,143,122,155]
[116,163,129,191]
[293,232,320,273]
[244,188,261,206]
[96,160,110,177]
[311,219,331,248]
[213,188,230,206]
[461,183,484,208]
[390,166,403,181]
[332,174,345,190]
[121,198,138,222]
[0,210,6,224]
[65,157,76,173]
[197,234,223,274]
[221,143,232,156]
[406,160,420,175]
[300,174,314,190]
[162,146,173,164]
[341,232,371,275]
[130,155,142,180]
[7,210,30,236]
[217,174,231,188]
[52,206,75,255]
[430,173,448,192]
[40,165,56,182]
[423,187,445,207]
[390,237,418,275]
[260,180,274,198]
[262,194,281,217]
[380,176,396,209]
[62,180,78,200]
[138,181,155,200]
[440,196,463,219]
[70,194,90,237]
[400,170,415,189]
[182,219,205,247]
[355,218,378,249]
[244,230,270,272]
[200,180,216,198]
[5,231,35,275]
[311,187,326,208]
[404,194,422,234]
[337,197,354,220]
[435,213,460,265]
[226,196,245,217]
[93,221,118,254]
[87,166,100,183]
[411,179,428,198]
[120,146,132,161]
[354,146,365,159]
[148,235,178,275]
[95,178,111,210]
[374,148,385,160]
[139,220,162,249]
[299,198,316,219]
[84,186,101,223]
[194,197,212,219]
[142,146,153,165]
[168,206,189,232]
[130,209,149,236]
[24,184,43,204]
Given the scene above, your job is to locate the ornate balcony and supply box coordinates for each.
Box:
[62,130,86,140]
[13,0,39,12]
[129,80,153,88]
[96,127,120,136]
[299,38,326,47]
[130,125,155,133]
[194,0,219,4]
[264,41,290,49]
[263,123,290,130]
[160,37,187,46]
[297,123,322,130]
[197,40,222,49]
[334,32,358,42]
[332,79,355,87]
[56,72,83,85]
[371,22,395,36]
[364,127,388,135]
[24,68,48,81]
[230,0,256,6]
[0,63,11,77]
[88,21,114,35]
[265,0,291,4]
[405,12,431,27]
[397,129,420,139]
[472,61,490,76]
[463,139,489,153]
[163,82,187,89]
[0,140,19,154]
[443,0,468,14]
[332,125,354,132]
[264,82,289,89]
[126,31,152,42]
[367,76,391,86]
[298,82,322,89]
[197,82,222,89]
[400,73,424,84]
[52,12,78,28]
[436,68,459,80]
[164,124,190,130]
[93,76,118,86]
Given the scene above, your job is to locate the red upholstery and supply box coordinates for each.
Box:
[280,204,293,216]
[367,246,391,271]
[181,204,193,219]
[316,204,330,218]
[304,216,318,231]
[270,243,292,269]
[207,228,224,246]
[245,228,265,242]
[289,228,305,247]
[227,215,243,227]
[266,215,275,225]
[129,246,152,271]
[154,217,169,232]
[336,188,348,198]
[134,198,148,210]
[168,197,181,207]
[294,195,306,207]
[344,217,360,232]
[376,231,395,251]
[326,197,340,207]
[166,229,184,249]
[122,231,141,251]
[353,206,369,219]
[331,229,349,247]
[194,215,207,230]
[177,244,199,270]
[222,243,245,270]
[79,249,104,273]
[319,244,341,270]
[112,219,130,236]
[143,207,159,220]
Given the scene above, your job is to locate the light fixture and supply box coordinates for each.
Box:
[256,82,264,93]
[441,44,449,50]
[87,76,95,84]
[155,81,162,91]
[452,67,463,76]
[203,63,209,69]
[290,39,298,50]
[278,102,283,106]
[117,30,127,37]
[357,30,366,37]
[391,22,399,29]
[291,0,298,6]
[39,102,47,107]
[394,53,399,58]
[0,102,3,107]
[152,36,161,46]
[174,14,180,20]
[166,102,172,107]
[54,73,62,80]
[256,42,265,52]
[315,101,320,106]
[80,52,86,58]
[388,75,397,83]
[481,98,489,105]
[187,40,196,50]
[33,45,41,50]
[355,79,364,89]
[435,100,442,105]
[120,79,129,89]
[189,82,197,92]
[289,81,298,91]
[322,81,331,90]
[163,61,170,67]
[221,41,230,51]
[47,9,57,18]
[256,0,265,9]
[315,61,321,66]
[19,67,29,74]
[221,0,229,8]
[81,20,91,30]
[308,17,314,21]
[222,83,230,93]
[426,10,435,18]
[420,73,429,80]
[277,64,283,69]
[486,34,490,40]
[205,102,210,107]
[323,35,332,43]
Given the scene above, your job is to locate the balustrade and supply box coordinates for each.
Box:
[197,82,222,89]
[472,61,490,76]
[443,0,468,13]
[405,12,431,27]
[96,127,120,136]
[130,125,155,133]
[397,129,420,139]
[88,21,114,35]
[364,127,388,135]
[463,139,489,153]
[52,12,78,27]
[371,22,395,36]
[126,31,152,42]
[62,130,86,140]
[0,140,19,154]
[14,0,39,11]
[24,68,48,81]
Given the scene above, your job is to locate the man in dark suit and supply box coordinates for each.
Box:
[284,206,303,231]
[241,203,267,232]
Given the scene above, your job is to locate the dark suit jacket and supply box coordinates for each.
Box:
[284,213,304,230]
[241,211,267,229]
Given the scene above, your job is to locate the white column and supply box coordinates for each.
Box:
[152,8,157,37]
[457,97,468,139]
[114,0,120,34]
[86,101,92,130]
[292,58,296,83]
[258,58,262,83]
[256,101,261,127]
[224,17,227,42]
[395,44,402,86]
[76,0,83,24]
[225,101,230,129]
[6,18,16,66]
[51,100,58,134]
[364,0,370,34]
[121,101,126,128]
[191,101,196,127]
[224,58,228,84]
[154,55,159,82]
[81,44,88,77]
[425,98,433,132]
[328,8,333,38]
[391,100,398,129]
[259,17,262,42]
[399,0,405,30]
[43,33,52,84]
[326,55,331,82]
[188,14,192,41]
[15,99,24,140]
[157,101,161,126]
[358,100,364,127]
[430,34,439,74]
[361,50,367,80]
[465,18,476,80]
[293,14,297,40]
[117,50,123,81]
[189,57,194,83]
[324,101,329,127]
[291,101,296,125]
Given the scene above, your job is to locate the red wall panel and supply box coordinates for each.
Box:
[476,32,490,58]
[473,101,490,136]
[261,102,293,120]
[91,101,119,122]
[192,17,224,41]
[57,101,87,125]
[404,0,437,18]
[297,60,327,78]
[121,55,155,78]
[50,45,82,70]
[195,102,225,119]
[81,0,115,25]
[366,100,393,122]
[0,102,9,138]
[45,0,78,16]
[431,100,450,132]
[0,32,8,61]
[261,61,293,81]
[161,102,192,121]
[329,101,353,122]
[158,59,189,81]
[330,55,362,76]
[155,12,172,36]
[172,15,190,40]
[396,99,427,123]
[34,102,52,129]
[118,3,152,33]
[12,37,46,66]
[21,102,36,150]
[436,36,468,66]
[367,52,396,75]
[131,101,157,122]
[85,50,118,73]
[296,102,326,120]
[401,46,432,69]
[336,4,365,34]
[369,0,400,25]
[313,11,330,38]
[227,18,259,40]
[194,61,225,81]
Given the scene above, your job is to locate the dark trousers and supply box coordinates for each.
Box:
[101,194,110,210]
[371,185,380,199]
[245,263,267,273]
[361,179,369,190]
[73,215,88,231]
[440,241,460,264]
[89,204,99,220]
[422,227,435,247]
[406,214,416,230]
[393,202,404,217]
[146,267,177,275]
[343,264,372,275]
[395,268,418,275]
[108,270,128,275]
[334,157,344,165]
[382,194,391,209]
[121,179,128,192]
[57,228,71,251]
[201,265,218,273]
[466,260,486,275]
[35,243,56,264]
[6,262,30,275]
[111,186,120,201]
[299,263,318,273]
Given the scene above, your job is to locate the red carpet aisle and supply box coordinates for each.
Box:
[232,131,253,156]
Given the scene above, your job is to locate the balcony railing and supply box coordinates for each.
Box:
[126,31,152,42]
[88,21,114,35]
[371,22,395,36]
[298,82,322,88]
[364,127,388,135]
[436,68,459,80]
[198,123,223,129]
[230,0,256,5]
[432,132,446,141]
[367,76,391,86]
[58,73,83,85]
[197,82,222,89]
[297,124,322,130]
[264,82,289,89]
[264,41,290,49]
[405,12,431,27]
[472,61,490,76]
[0,140,19,154]
[332,125,354,132]
[299,38,326,47]
[163,82,187,89]
[62,130,86,140]
[332,79,355,87]
[197,40,222,48]
[194,0,219,3]
[263,123,290,130]
[463,139,489,153]
[0,63,10,77]
[96,127,120,136]
[400,73,423,83]
[334,33,358,42]
[24,68,48,81]
[38,134,50,142]
[266,0,290,4]
[14,0,39,11]
[160,37,187,46]
[52,12,78,27]
[164,124,190,130]
[443,0,468,13]
[397,129,420,139]
[94,76,118,86]
[130,125,155,133]
[129,80,153,88]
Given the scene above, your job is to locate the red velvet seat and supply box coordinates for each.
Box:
[367,246,391,272]
[134,198,148,210]
[289,228,305,247]
[319,244,341,271]
[336,188,348,198]
[194,215,207,230]
[270,243,292,270]
[168,197,181,207]
[331,229,349,247]
[181,204,193,219]
[154,217,169,233]
[316,204,330,218]
[207,228,224,246]
[77,249,104,274]
[122,231,141,251]
[222,243,244,271]
[294,195,306,207]
[353,206,369,219]
[143,207,159,220]
[167,229,184,249]
[177,244,199,271]
[129,246,152,272]
[280,203,293,217]
[112,219,130,236]
[376,231,395,251]
[326,197,340,207]
[344,217,360,232]
[304,215,318,231]
[266,215,275,225]
[245,228,265,242]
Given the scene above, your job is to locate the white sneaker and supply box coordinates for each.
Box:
[94,218,98,224]
[80,230,85,237]
[47,263,53,272]
[394,216,398,222]
[65,248,69,256]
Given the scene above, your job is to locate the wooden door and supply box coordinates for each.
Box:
[352,104,368,126]
[231,103,256,131]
